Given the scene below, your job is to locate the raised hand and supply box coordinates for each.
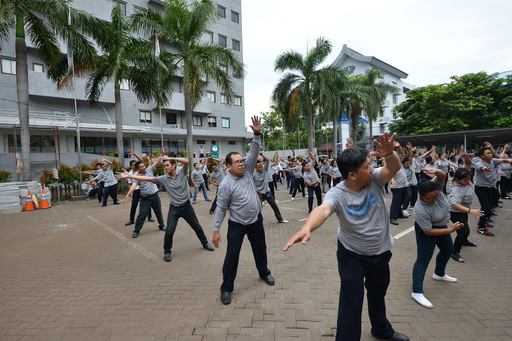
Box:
[406,142,413,149]
[283,228,311,251]
[346,138,354,148]
[484,141,492,148]
[249,115,261,134]
[372,132,397,157]
[127,149,134,154]
[393,141,400,148]
[117,171,131,178]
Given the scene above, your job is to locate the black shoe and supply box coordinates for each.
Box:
[148,218,155,222]
[220,291,231,305]
[159,225,166,231]
[390,220,399,226]
[262,274,275,286]
[462,241,477,247]
[498,200,503,204]
[101,204,107,207]
[205,198,211,201]
[203,242,214,251]
[487,218,495,223]
[132,231,139,238]
[490,212,497,217]
[451,252,464,263]
[209,210,214,215]
[113,202,119,205]
[372,331,410,341]
[125,221,134,226]
[164,252,172,262]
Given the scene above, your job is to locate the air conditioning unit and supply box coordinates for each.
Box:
[169,124,180,129]
[379,117,391,124]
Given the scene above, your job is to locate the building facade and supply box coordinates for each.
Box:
[332,44,415,146]
[0,0,249,179]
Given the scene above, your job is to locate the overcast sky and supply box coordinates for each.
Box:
[240,0,512,124]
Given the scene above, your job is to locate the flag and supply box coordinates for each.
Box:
[155,32,160,57]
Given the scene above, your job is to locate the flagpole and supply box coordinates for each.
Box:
[155,32,164,151]
[69,4,82,192]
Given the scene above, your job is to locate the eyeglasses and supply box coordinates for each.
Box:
[231,159,244,165]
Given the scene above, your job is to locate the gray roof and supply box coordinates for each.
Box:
[332,44,408,79]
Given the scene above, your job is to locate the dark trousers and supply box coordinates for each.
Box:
[384,182,389,194]
[336,241,394,341]
[409,185,418,208]
[322,174,331,193]
[415,173,420,183]
[88,188,99,197]
[390,188,406,220]
[292,177,305,198]
[210,188,218,213]
[307,185,322,213]
[500,177,509,198]
[97,181,105,202]
[102,184,118,205]
[164,201,208,253]
[221,214,270,293]
[450,211,470,254]
[491,184,500,208]
[258,192,283,222]
[134,193,164,232]
[273,173,282,186]
[203,174,210,190]
[288,175,295,193]
[442,172,448,194]
[333,177,341,187]
[412,224,453,293]
[268,181,275,199]
[475,186,492,228]
[286,172,291,189]
[130,189,152,222]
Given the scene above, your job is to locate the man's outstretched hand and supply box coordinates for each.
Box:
[372,132,397,157]
[249,115,261,135]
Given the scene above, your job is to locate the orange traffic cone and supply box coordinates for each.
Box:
[39,189,49,209]
[24,190,34,211]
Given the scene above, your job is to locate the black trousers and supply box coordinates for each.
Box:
[203,174,210,190]
[288,175,295,193]
[450,211,470,254]
[134,193,164,232]
[286,172,291,189]
[258,192,283,222]
[221,213,271,293]
[390,188,406,220]
[88,188,99,197]
[164,201,208,253]
[292,177,305,198]
[491,184,500,208]
[210,188,218,213]
[97,181,105,202]
[268,181,275,199]
[307,185,322,213]
[475,186,492,228]
[322,174,331,193]
[130,189,152,222]
[102,184,118,206]
[442,172,448,194]
[500,176,509,198]
[336,241,394,341]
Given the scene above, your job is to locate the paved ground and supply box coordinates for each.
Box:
[1,180,512,341]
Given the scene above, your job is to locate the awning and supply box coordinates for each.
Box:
[394,127,512,147]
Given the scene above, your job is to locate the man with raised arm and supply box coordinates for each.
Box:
[284,132,410,341]
[120,156,214,262]
[89,158,118,206]
[124,149,153,226]
[212,116,275,305]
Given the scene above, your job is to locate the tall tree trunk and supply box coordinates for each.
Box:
[114,87,124,167]
[350,109,357,142]
[368,119,373,148]
[15,15,31,181]
[307,103,313,150]
[332,115,337,157]
[184,90,193,176]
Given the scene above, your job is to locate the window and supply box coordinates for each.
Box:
[393,112,397,119]
[220,93,228,104]
[1,59,16,74]
[233,96,242,106]
[211,140,216,144]
[8,135,54,153]
[228,141,236,145]
[208,116,217,127]
[197,140,206,145]
[193,115,202,126]
[33,63,44,73]
[222,118,230,128]
[232,39,240,51]
[233,69,242,79]
[392,95,397,105]
[140,110,152,123]
[205,31,214,43]
[231,10,239,23]
[217,5,226,18]
[218,34,227,47]
[120,79,130,90]
[206,91,216,103]
[133,5,146,13]
[166,113,177,124]
[112,0,126,16]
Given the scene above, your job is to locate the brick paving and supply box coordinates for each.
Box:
[1,182,512,341]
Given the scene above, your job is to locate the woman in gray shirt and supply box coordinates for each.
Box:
[411,168,463,309]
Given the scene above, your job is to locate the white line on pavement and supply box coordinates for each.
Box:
[87,216,159,261]
[393,226,415,240]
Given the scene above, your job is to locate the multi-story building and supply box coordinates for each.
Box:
[0,0,249,179]
[332,44,415,146]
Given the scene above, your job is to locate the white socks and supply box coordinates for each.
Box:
[411,293,433,308]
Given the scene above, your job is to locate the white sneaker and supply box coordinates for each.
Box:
[278,220,289,223]
[262,202,266,206]
[291,197,295,201]
[432,273,457,282]
[411,293,433,308]
[402,210,411,217]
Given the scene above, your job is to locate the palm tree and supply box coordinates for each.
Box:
[272,37,345,151]
[0,0,100,180]
[131,0,244,170]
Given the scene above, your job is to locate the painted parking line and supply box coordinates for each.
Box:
[393,226,415,240]
[87,216,159,261]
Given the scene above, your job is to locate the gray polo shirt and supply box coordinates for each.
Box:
[101,166,118,187]
[321,163,331,174]
[214,135,262,231]
[303,170,319,187]
[155,165,190,206]
[331,166,341,178]
[191,167,204,184]
[323,168,392,256]
[474,158,503,187]
[390,166,409,189]
[448,183,474,212]
[291,165,303,178]
[413,177,450,231]
[133,165,159,196]
[501,162,512,179]
[253,164,269,194]
[404,166,417,186]
[412,157,421,174]
[127,169,140,190]
[210,168,225,184]
[436,160,451,173]
[265,166,274,183]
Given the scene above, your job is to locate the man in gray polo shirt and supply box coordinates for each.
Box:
[191,162,209,204]
[284,132,410,341]
[120,157,214,262]
[303,161,322,213]
[208,157,225,215]
[320,158,332,193]
[212,116,275,305]
[90,158,118,207]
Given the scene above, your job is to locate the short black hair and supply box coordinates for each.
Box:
[163,159,176,165]
[193,163,198,167]
[402,157,409,164]
[135,161,144,169]
[477,147,489,158]
[418,179,439,196]
[129,160,136,166]
[425,156,433,164]
[302,161,309,167]
[337,147,369,178]
[226,152,241,165]
[454,168,471,181]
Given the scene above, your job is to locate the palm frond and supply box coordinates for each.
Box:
[187,0,216,43]
[24,10,61,67]
[274,50,304,73]
[85,59,111,105]
[305,37,332,71]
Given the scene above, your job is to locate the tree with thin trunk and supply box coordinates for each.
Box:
[0,0,100,180]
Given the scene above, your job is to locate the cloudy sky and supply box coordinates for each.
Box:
[240,0,512,123]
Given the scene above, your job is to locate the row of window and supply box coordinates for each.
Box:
[197,139,236,145]
[1,59,44,75]
[139,111,231,129]
[205,91,242,106]
[204,31,240,52]
[217,5,240,24]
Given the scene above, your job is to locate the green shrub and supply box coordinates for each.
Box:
[0,170,12,183]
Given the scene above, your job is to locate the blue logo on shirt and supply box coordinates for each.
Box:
[347,193,377,216]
